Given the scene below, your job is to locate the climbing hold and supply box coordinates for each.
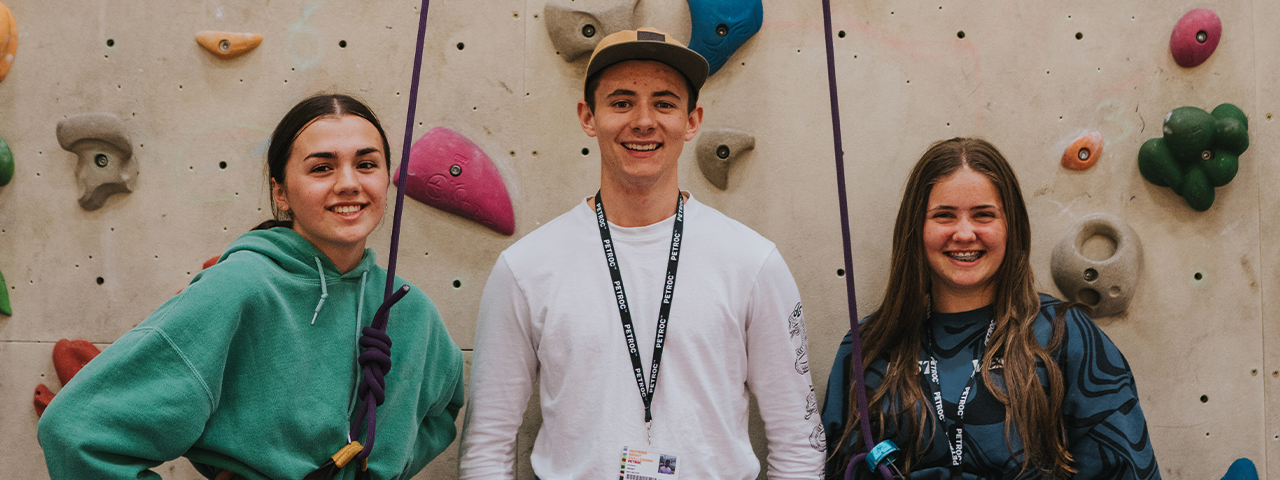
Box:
[1170,9,1221,68]
[0,2,17,82]
[695,128,755,190]
[53,339,101,386]
[195,31,263,60]
[0,267,9,316]
[1061,131,1103,171]
[56,113,138,210]
[1050,213,1143,318]
[394,127,515,235]
[1138,103,1247,211]
[1221,458,1259,480]
[0,135,13,186]
[33,384,54,416]
[687,0,763,76]
[34,339,101,417]
[203,255,219,269]
[543,0,638,61]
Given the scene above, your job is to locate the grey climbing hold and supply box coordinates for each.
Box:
[1050,213,1143,318]
[56,113,137,210]
[696,128,754,190]
[544,0,638,61]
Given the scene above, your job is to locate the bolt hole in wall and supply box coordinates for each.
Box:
[581,147,590,156]
[96,277,104,285]
[456,42,465,50]
[452,279,462,289]
[1201,395,1209,403]
[836,268,845,277]
[106,39,114,47]
[1076,32,1083,40]
[219,161,227,170]
[837,30,846,38]
[1194,272,1204,281]
[339,40,347,48]
[957,31,965,39]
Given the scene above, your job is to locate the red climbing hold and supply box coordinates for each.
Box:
[33,384,54,416]
[34,339,102,417]
[53,339,101,386]
[203,255,219,269]
[1170,9,1221,68]
[394,127,515,236]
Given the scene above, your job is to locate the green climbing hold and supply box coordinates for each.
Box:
[1138,103,1248,211]
[0,268,10,316]
[0,136,12,187]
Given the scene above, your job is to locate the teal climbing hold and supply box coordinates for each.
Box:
[687,0,763,76]
[1138,103,1247,211]
[1221,458,1258,480]
[0,135,12,186]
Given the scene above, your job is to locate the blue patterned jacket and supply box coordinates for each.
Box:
[820,295,1160,479]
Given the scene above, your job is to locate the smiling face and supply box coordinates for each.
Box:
[577,60,703,192]
[923,166,1007,310]
[272,114,388,270]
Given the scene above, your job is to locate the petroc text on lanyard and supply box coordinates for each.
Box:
[921,318,995,480]
[594,190,684,445]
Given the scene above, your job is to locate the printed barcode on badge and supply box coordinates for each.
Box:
[625,475,659,480]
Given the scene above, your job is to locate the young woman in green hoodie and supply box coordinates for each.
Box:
[38,94,465,480]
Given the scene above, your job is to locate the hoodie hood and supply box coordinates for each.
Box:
[220,227,379,280]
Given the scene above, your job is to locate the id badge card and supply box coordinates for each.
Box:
[619,445,679,480]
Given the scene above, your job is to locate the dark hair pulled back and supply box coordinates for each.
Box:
[262,93,392,229]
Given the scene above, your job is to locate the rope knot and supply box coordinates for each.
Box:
[357,328,392,405]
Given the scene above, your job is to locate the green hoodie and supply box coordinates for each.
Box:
[38,228,464,479]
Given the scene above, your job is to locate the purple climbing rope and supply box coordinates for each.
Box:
[820,0,894,479]
[348,0,432,461]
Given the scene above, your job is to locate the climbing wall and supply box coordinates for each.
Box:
[0,0,1274,479]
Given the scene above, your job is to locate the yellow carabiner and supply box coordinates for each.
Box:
[331,441,364,469]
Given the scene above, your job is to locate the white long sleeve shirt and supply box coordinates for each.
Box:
[460,195,824,479]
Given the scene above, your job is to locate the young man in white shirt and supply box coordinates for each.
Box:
[459,28,825,479]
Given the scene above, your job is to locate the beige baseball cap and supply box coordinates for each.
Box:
[585,27,710,91]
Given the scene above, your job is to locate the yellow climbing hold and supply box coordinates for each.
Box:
[196,31,262,60]
[0,2,18,81]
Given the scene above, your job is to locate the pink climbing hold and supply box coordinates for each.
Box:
[394,127,515,236]
[1170,9,1221,68]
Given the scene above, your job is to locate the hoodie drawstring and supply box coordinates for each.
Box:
[311,257,330,325]
[347,272,368,424]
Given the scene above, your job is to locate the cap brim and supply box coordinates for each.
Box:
[586,41,709,92]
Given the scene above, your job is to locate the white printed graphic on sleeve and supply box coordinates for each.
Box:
[788,302,810,375]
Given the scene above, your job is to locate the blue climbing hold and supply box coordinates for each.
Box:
[1221,458,1258,480]
[686,0,763,76]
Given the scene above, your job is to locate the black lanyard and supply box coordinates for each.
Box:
[594,190,684,439]
[920,317,994,480]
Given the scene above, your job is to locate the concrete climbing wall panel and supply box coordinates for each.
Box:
[1254,0,1280,474]
[0,0,1275,479]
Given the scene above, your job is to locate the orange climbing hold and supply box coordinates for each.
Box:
[1061,131,1103,171]
[0,2,18,81]
[196,31,263,60]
